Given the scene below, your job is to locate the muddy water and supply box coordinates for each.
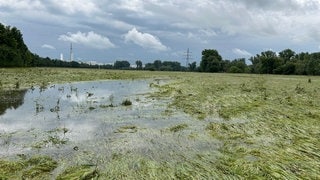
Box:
[0,79,219,169]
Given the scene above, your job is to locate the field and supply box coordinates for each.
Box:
[0,68,319,179]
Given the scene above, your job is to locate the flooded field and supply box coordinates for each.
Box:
[0,69,319,179]
[0,78,220,179]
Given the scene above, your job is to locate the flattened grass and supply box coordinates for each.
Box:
[0,156,57,180]
[155,73,320,179]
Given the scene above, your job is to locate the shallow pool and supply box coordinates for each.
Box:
[0,79,220,175]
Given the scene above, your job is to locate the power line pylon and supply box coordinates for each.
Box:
[184,48,192,68]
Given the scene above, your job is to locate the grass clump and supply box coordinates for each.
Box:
[115,125,138,133]
[169,123,188,132]
[0,156,57,179]
[22,156,58,179]
[57,165,99,180]
[121,99,132,106]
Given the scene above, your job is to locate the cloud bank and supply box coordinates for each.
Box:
[1,0,320,62]
[58,31,115,50]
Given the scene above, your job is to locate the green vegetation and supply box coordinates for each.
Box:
[0,156,57,179]
[115,125,138,133]
[0,68,172,90]
[121,99,133,106]
[154,73,320,179]
[169,123,188,133]
[57,165,99,180]
[0,69,319,179]
[0,23,32,67]
[200,48,320,75]
[145,60,185,71]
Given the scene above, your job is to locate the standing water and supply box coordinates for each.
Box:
[0,79,220,177]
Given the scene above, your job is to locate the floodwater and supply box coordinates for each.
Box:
[0,79,219,170]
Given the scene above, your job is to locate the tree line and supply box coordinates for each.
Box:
[1,23,320,75]
[200,49,320,75]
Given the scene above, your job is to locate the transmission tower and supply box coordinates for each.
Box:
[184,48,192,67]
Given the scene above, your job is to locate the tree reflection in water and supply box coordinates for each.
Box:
[0,89,27,115]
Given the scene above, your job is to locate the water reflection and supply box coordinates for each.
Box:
[0,89,27,115]
[0,79,220,167]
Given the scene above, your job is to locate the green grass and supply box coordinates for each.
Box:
[0,68,319,179]
[169,123,188,133]
[0,68,173,90]
[155,73,320,179]
[56,165,99,180]
[0,156,57,180]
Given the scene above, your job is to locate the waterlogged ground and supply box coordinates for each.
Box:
[0,78,220,179]
[0,69,319,179]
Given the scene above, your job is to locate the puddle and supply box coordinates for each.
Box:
[0,79,220,172]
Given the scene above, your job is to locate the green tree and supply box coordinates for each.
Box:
[188,62,197,71]
[114,60,130,69]
[279,49,295,63]
[153,60,162,70]
[200,49,223,72]
[250,50,281,74]
[0,23,32,67]
[135,60,143,70]
[227,58,248,73]
[306,52,320,75]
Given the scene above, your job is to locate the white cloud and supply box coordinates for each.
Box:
[41,44,56,50]
[58,31,115,49]
[47,0,100,16]
[124,28,168,51]
[232,48,252,57]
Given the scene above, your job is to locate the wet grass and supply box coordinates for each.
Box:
[115,125,138,133]
[155,73,320,179]
[0,68,172,90]
[56,165,99,180]
[169,123,188,133]
[0,68,319,179]
[0,156,57,179]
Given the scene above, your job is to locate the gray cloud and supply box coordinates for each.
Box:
[1,0,320,62]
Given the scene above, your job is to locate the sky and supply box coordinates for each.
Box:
[1,0,320,65]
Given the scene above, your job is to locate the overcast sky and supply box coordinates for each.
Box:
[1,0,320,65]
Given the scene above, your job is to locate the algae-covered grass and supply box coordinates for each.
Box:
[0,68,319,179]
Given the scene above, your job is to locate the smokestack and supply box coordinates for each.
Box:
[60,53,63,61]
[70,43,73,61]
